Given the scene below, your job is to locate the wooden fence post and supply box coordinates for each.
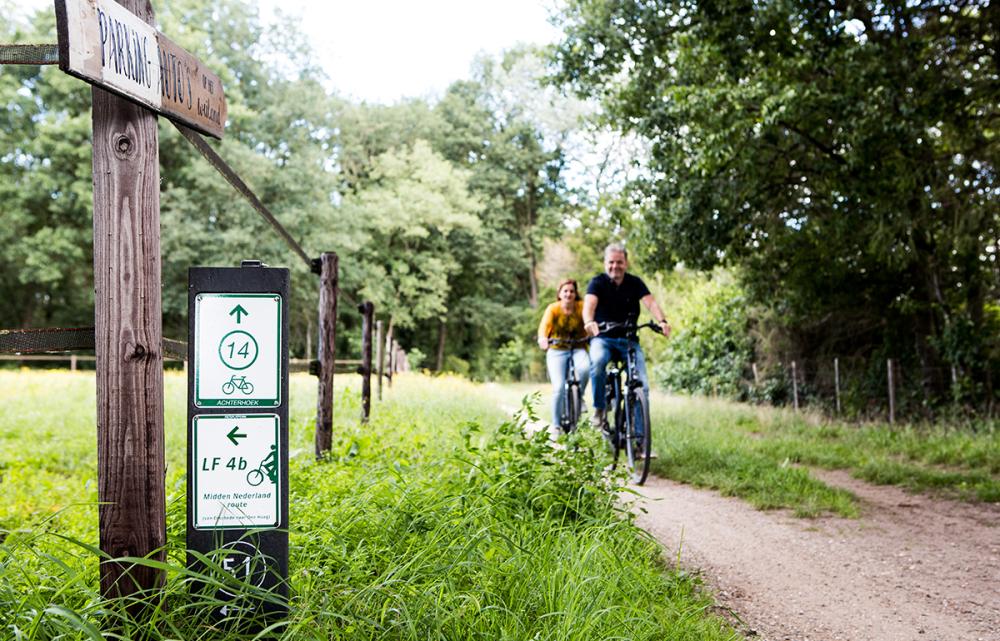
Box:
[359,301,374,422]
[834,357,841,415]
[387,335,395,388]
[315,252,338,458]
[375,319,384,401]
[751,362,760,385]
[791,361,799,410]
[887,358,896,424]
[70,354,77,371]
[91,6,166,597]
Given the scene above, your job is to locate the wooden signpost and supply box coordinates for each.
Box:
[49,0,229,604]
[55,0,227,138]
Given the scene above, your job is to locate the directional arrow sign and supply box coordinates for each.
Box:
[229,305,249,323]
[227,426,247,446]
[194,294,281,408]
[192,414,280,529]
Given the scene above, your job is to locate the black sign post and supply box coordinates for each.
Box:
[187,261,289,622]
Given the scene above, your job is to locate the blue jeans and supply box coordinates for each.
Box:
[546,348,590,426]
[589,337,649,411]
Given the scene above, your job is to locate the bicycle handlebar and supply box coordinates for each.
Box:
[596,320,663,336]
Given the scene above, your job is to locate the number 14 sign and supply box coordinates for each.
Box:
[194,293,282,407]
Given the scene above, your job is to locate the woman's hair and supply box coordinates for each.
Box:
[556,279,579,301]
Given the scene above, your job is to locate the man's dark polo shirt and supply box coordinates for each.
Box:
[586,272,651,338]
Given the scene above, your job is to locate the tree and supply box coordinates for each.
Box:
[553,0,1000,404]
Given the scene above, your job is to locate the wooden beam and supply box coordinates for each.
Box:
[314,252,338,458]
[91,0,165,600]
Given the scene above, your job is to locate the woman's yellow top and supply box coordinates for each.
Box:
[538,301,588,349]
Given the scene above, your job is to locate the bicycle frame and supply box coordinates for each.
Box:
[548,337,588,432]
[598,320,660,484]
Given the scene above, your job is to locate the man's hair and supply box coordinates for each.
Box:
[604,242,628,260]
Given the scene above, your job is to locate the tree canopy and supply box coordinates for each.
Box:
[552,0,1000,404]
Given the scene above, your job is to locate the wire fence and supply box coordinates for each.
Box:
[739,357,996,422]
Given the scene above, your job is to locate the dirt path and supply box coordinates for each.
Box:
[632,470,1000,641]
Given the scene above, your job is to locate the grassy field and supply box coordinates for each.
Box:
[0,370,738,641]
[648,394,1000,516]
[495,382,1000,517]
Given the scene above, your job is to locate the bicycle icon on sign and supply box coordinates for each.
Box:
[221,375,254,396]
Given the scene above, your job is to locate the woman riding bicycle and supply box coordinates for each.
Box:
[537,279,591,429]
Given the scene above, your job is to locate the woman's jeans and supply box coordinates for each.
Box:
[545,348,591,426]
[589,337,649,412]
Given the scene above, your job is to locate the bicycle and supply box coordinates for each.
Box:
[222,375,254,396]
[598,320,662,485]
[547,338,589,433]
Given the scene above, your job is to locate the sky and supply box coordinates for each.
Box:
[15,0,563,103]
[256,0,563,103]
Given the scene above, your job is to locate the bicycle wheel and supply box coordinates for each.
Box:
[564,382,581,433]
[243,381,254,394]
[625,391,652,485]
[222,381,235,395]
[246,468,265,487]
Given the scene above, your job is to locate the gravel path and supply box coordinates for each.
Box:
[633,470,1000,641]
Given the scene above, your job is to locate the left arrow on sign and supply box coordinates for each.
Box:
[227,426,247,446]
[229,305,249,323]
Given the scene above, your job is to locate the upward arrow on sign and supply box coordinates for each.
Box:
[229,305,249,323]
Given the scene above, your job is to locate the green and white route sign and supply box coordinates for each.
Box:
[192,414,280,529]
[194,293,281,407]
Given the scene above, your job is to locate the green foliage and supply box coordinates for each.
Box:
[0,371,740,641]
[552,0,1000,410]
[655,276,754,397]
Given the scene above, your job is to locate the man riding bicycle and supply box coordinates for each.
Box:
[583,243,671,434]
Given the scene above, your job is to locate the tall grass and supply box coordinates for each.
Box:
[0,371,738,640]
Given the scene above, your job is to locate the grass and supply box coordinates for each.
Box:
[0,370,739,641]
[491,381,999,516]
[648,393,1000,515]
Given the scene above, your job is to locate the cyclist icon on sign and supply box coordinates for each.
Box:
[246,445,278,486]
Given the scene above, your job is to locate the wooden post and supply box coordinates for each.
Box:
[751,362,760,386]
[791,361,799,410]
[834,358,841,415]
[70,354,77,371]
[91,0,166,598]
[386,334,395,388]
[375,319,384,401]
[359,301,374,422]
[888,358,896,424]
[315,252,338,458]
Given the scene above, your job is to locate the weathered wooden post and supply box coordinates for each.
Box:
[358,301,374,422]
[314,252,338,458]
[375,319,384,401]
[791,361,799,411]
[751,362,760,386]
[887,358,896,424]
[54,0,227,601]
[88,0,166,598]
[834,358,841,415]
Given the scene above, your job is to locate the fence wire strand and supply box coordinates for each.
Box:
[173,123,313,269]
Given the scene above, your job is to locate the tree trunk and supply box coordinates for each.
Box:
[435,318,446,371]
